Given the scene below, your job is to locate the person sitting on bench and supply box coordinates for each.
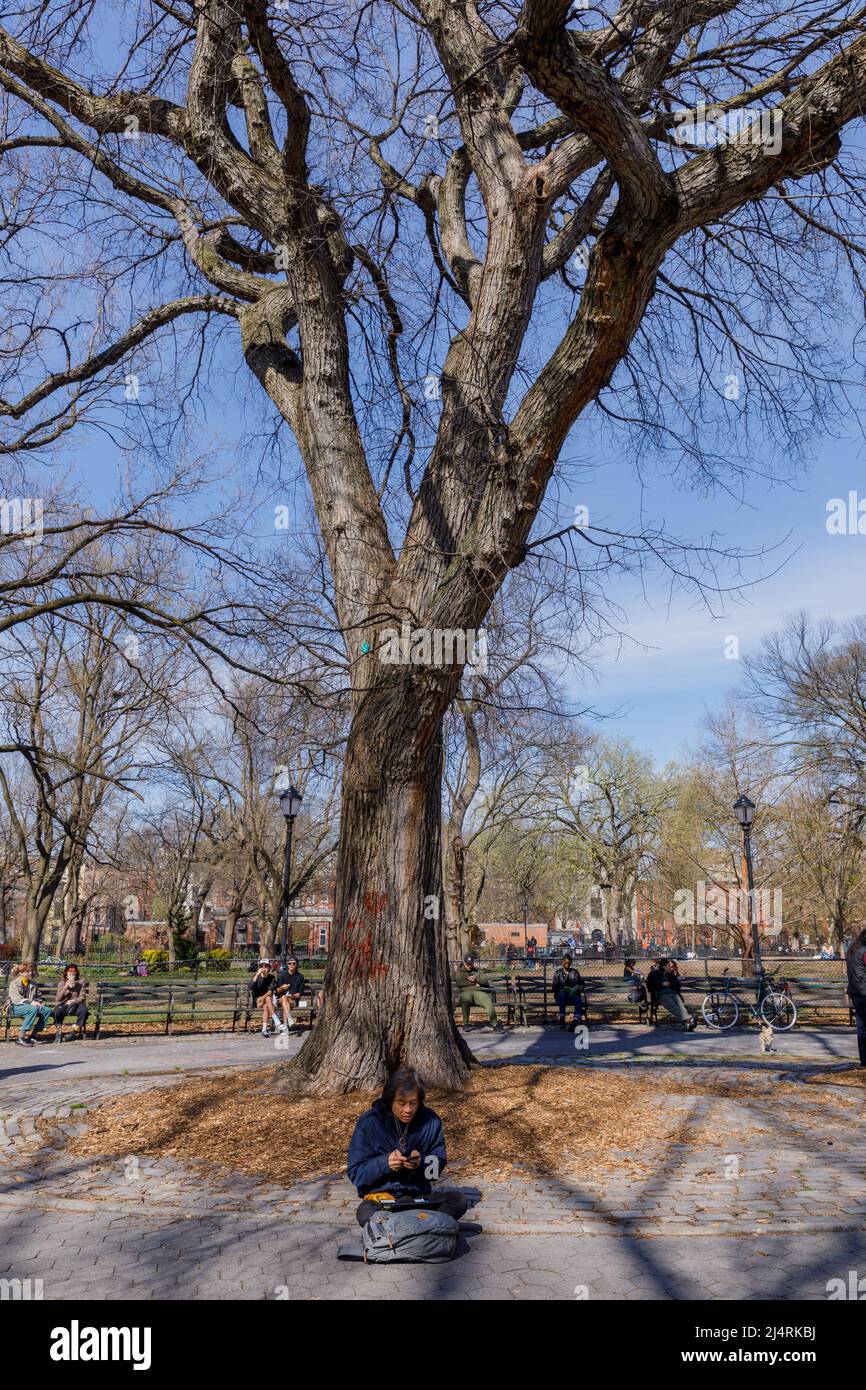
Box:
[455,954,501,1030]
[624,958,648,1010]
[647,958,696,1031]
[8,963,53,1046]
[250,959,283,1036]
[552,954,585,1029]
[53,964,88,1042]
[274,956,307,1029]
[347,1066,469,1227]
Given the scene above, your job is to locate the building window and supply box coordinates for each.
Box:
[318,924,328,951]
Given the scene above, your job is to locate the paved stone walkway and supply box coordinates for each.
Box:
[1,1028,865,1300]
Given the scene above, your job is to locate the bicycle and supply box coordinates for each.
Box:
[701,967,797,1031]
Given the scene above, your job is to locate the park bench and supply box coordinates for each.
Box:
[768,974,855,1024]
[503,972,549,1025]
[93,981,244,1038]
[582,977,655,1026]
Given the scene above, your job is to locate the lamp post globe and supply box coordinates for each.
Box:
[733,794,756,829]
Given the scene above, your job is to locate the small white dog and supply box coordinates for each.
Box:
[759,1022,776,1053]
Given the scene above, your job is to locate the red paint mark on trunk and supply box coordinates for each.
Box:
[344,912,389,980]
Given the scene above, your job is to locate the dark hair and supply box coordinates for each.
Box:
[379,1067,426,1112]
[562,954,572,964]
[64,963,80,978]
[624,958,636,969]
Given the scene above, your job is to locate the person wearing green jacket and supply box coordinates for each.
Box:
[455,954,501,1029]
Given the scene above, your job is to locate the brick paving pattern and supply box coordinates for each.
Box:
[1,1028,864,1300]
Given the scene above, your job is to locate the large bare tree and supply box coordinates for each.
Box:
[3,2,866,1088]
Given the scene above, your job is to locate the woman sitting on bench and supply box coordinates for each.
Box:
[53,964,89,1042]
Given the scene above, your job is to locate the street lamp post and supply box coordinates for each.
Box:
[733,794,764,983]
[278,785,303,966]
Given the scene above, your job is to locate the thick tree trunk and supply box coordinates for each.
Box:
[21,895,53,962]
[258,896,277,959]
[223,907,241,953]
[61,917,83,956]
[443,829,472,964]
[294,698,472,1095]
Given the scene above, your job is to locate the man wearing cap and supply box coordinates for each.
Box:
[454,954,501,1030]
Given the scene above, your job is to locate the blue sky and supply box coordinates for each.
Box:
[561,423,866,764]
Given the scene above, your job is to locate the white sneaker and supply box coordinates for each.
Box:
[275,1020,288,1033]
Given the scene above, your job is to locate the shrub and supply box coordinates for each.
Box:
[142,949,169,972]
[207,949,231,972]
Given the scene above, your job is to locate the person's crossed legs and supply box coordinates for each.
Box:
[12,1002,52,1043]
[355,1189,469,1227]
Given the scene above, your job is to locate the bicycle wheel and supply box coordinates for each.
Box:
[702,991,739,1030]
[761,991,797,1031]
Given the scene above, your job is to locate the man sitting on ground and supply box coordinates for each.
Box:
[8,963,53,1047]
[455,954,501,1030]
[250,959,283,1037]
[552,954,585,1029]
[274,956,307,1029]
[347,1066,469,1227]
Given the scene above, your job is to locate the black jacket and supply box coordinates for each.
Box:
[347,1102,447,1198]
[846,940,866,1008]
[250,971,275,1002]
[276,967,307,996]
[552,967,584,993]
[647,965,680,1000]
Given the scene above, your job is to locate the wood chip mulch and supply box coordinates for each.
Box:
[65,1064,778,1186]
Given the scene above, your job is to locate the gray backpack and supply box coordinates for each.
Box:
[338,1206,459,1263]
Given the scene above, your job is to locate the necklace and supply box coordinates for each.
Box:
[394,1116,409,1153]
